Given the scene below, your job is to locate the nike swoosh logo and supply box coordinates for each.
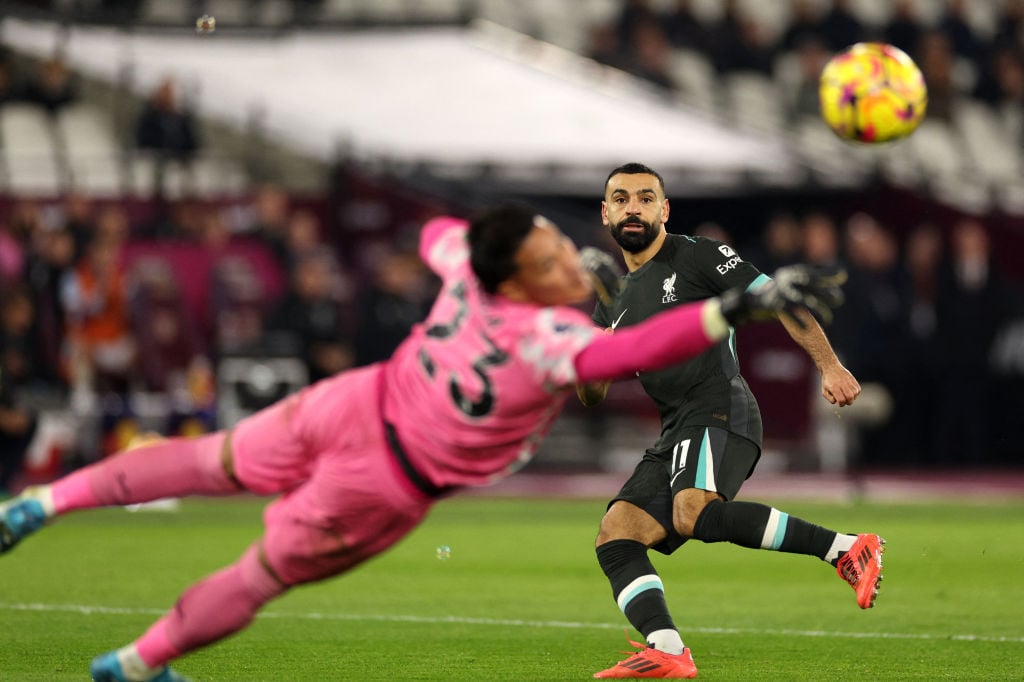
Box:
[611,308,629,330]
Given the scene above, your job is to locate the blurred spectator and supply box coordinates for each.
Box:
[940,0,983,63]
[23,226,76,378]
[129,258,210,399]
[1,201,45,285]
[265,250,354,382]
[801,212,841,267]
[247,184,292,269]
[1,285,50,389]
[917,30,956,121]
[883,0,924,56]
[781,0,823,53]
[663,0,710,55]
[60,236,135,395]
[614,0,659,53]
[283,209,325,269]
[787,36,831,122]
[750,212,802,272]
[355,250,435,366]
[834,214,907,464]
[135,77,200,195]
[61,193,97,263]
[934,219,1007,464]
[624,19,678,90]
[712,3,776,75]
[94,204,130,245]
[210,257,268,353]
[899,223,944,462]
[199,207,233,252]
[819,0,865,52]
[0,287,42,494]
[586,22,628,70]
[0,51,24,105]
[23,54,77,114]
[992,0,1024,52]
[693,221,732,246]
[974,46,1024,106]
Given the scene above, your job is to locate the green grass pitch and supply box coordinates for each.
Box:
[1,495,1022,680]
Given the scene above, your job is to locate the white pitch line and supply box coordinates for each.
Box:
[1,602,1022,644]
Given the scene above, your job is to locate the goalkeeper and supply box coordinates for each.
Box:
[1,204,841,682]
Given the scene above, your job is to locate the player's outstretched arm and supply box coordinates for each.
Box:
[573,265,845,384]
[719,265,846,327]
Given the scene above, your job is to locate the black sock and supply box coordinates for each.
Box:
[692,499,837,560]
[596,539,676,639]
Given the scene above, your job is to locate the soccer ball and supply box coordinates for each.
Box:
[819,42,928,143]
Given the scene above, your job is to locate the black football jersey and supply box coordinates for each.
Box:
[593,234,767,451]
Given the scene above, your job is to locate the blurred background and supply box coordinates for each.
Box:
[0,0,1022,497]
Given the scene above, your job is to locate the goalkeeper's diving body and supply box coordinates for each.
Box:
[583,164,883,680]
[0,204,844,682]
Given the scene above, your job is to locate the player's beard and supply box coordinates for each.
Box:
[612,217,659,253]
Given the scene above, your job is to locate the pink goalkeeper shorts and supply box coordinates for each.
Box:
[230,364,434,586]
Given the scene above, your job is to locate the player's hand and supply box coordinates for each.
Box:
[720,265,846,328]
[580,247,624,306]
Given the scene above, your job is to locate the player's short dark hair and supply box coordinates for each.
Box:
[469,204,536,294]
[605,162,666,194]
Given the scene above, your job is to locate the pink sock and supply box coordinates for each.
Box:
[135,545,286,667]
[50,433,238,514]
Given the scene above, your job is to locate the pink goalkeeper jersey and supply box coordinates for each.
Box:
[381,217,596,489]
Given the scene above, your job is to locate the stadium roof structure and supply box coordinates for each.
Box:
[2,18,816,196]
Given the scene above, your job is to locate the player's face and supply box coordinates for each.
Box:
[602,172,669,253]
[502,217,593,306]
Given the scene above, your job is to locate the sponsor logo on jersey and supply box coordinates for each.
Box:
[718,244,736,258]
[716,256,743,275]
[662,273,678,303]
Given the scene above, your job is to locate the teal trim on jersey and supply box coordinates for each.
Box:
[769,512,790,550]
[617,576,665,612]
[695,428,716,492]
[746,273,772,291]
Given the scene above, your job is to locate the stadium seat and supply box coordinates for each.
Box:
[792,116,874,187]
[0,103,64,195]
[906,119,967,179]
[404,0,465,23]
[139,0,190,25]
[319,0,360,22]
[191,155,249,197]
[953,99,1022,183]
[668,49,717,112]
[723,72,786,133]
[56,104,125,195]
[360,0,408,23]
[206,0,250,26]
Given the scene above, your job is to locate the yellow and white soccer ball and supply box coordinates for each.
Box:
[819,42,928,143]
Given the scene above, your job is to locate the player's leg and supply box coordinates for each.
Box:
[92,365,432,679]
[0,432,240,554]
[594,458,697,678]
[90,541,285,682]
[671,427,884,608]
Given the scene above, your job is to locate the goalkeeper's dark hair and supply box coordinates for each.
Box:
[605,162,665,194]
[469,203,537,294]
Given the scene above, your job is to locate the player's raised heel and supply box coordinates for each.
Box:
[0,496,46,554]
[836,533,886,609]
[90,651,191,682]
[593,640,698,678]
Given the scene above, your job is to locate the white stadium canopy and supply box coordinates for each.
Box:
[1,18,804,194]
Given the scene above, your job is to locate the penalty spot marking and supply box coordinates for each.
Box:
[1,602,1022,644]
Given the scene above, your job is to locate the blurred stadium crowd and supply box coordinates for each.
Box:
[1,0,1023,494]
